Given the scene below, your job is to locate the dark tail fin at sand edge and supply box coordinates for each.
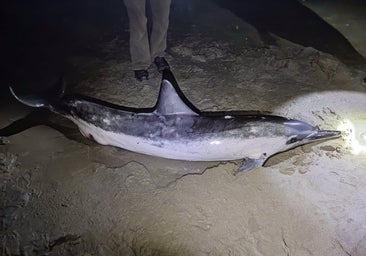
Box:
[9,77,65,108]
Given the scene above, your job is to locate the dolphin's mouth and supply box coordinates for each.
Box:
[306,130,342,141]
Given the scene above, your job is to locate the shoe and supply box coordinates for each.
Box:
[134,70,149,81]
[154,57,170,73]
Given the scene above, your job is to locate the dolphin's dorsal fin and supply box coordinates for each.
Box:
[154,70,200,116]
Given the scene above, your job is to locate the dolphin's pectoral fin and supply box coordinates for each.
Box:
[234,154,267,175]
[235,158,264,174]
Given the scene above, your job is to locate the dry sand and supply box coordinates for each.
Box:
[1,1,366,255]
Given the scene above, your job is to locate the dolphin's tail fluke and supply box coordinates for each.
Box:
[9,78,65,108]
[10,87,51,108]
[307,130,341,141]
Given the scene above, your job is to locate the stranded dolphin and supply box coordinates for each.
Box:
[9,70,341,172]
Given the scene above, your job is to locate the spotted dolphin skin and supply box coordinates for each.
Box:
[9,70,341,172]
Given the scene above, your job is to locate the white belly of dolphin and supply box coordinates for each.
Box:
[72,118,288,161]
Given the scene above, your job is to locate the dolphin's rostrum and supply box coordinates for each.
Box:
[9,70,341,172]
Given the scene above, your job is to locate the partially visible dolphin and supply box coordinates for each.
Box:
[9,70,341,172]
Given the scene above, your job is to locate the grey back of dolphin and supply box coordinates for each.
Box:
[9,70,341,173]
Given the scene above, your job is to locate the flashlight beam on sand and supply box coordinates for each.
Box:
[337,119,366,155]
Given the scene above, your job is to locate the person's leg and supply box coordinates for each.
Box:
[124,0,151,72]
[149,0,171,59]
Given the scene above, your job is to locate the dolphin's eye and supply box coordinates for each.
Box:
[287,137,298,144]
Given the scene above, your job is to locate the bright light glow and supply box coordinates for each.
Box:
[360,132,366,146]
[337,119,366,155]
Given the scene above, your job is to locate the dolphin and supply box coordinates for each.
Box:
[9,70,341,172]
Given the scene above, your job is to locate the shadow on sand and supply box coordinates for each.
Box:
[213,0,366,68]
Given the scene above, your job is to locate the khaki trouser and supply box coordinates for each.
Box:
[124,0,171,70]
